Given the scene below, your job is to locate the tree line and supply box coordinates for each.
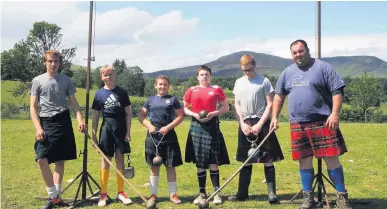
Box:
[2,21,387,122]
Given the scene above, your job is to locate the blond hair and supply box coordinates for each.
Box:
[100,64,115,77]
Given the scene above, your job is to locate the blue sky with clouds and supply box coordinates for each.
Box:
[2,1,387,72]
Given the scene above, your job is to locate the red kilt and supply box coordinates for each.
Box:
[290,120,347,160]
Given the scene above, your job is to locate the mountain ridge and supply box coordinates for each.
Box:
[144,51,387,78]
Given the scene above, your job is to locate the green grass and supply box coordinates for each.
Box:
[0,80,143,107]
[2,120,386,209]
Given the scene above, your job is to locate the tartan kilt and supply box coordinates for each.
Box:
[145,127,183,167]
[185,117,230,169]
[236,118,284,163]
[290,120,348,160]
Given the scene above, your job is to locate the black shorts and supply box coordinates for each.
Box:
[145,129,183,167]
[34,109,77,164]
[99,117,130,157]
[236,118,284,163]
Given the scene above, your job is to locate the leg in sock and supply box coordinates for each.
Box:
[197,170,207,194]
[209,169,220,191]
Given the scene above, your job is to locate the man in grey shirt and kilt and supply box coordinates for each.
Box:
[30,50,87,209]
[229,54,284,204]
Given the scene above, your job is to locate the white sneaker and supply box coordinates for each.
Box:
[193,193,207,205]
[213,193,223,205]
[98,193,107,207]
[116,192,133,205]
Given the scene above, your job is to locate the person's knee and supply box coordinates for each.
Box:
[323,156,341,169]
[37,158,49,165]
[264,162,274,167]
[209,164,218,171]
[101,158,111,169]
[299,156,313,169]
[55,160,64,167]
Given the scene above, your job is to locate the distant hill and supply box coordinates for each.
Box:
[144,51,387,78]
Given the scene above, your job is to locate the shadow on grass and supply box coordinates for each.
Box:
[52,193,386,209]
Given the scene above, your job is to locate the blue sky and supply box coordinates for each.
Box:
[2,1,387,72]
[77,1,387,37]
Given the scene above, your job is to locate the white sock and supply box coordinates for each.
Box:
[46,186,58,199]
[55,184,62,195]
[149,176,159,195]
[168,181,177,195]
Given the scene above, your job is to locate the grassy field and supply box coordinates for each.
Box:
[1,120,386,209]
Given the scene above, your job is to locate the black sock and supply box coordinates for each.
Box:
[264,165,275,183]
[197,171,207,194]
[210,170,220,191]
[238,165,252,198]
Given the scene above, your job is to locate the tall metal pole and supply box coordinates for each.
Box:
[317,1,321,59]
[82,0,93,200]
[316,0,323,204]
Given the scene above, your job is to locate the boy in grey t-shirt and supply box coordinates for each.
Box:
[30,50,86,209]
[229,54,284,204]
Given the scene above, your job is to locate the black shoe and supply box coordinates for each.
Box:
[267,182,280,204]
[265,166,280,204]
[41,197,64,209]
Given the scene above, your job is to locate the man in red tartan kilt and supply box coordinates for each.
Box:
[270,40,351,209]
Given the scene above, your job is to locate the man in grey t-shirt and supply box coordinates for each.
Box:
[270,40,350,209]
[30,50,86,209]
[229,54,284,204]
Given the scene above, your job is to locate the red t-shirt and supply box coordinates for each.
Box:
[183,85,226,113]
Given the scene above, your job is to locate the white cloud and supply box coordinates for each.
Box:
[1,2,386,73]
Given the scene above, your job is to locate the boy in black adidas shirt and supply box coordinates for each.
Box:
[91,64,133,207]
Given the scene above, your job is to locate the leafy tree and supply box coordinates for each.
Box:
[26,21,77,77]
[144,77,156,96]
[92,66,104,89]
[1,21,77,98]
[346,73,383,122]
[1,41,35,82]
[72,68,88,88]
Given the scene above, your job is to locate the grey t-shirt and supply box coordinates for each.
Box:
[30,73,77,117]
[233,74,274,120]
[275,58,346,123]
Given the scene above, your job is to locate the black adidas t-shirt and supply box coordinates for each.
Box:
[92,86,131,120]
[144,95,181,126]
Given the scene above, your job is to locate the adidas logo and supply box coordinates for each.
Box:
[104,94,121,109]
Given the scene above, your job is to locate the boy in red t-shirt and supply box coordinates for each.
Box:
[183,65,230,205]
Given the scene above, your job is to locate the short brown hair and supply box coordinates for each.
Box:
[44,50,63,63]
[154,75,170,85]
[99,64,115,77]
[240,54,256,66]
[196,65,212,76]
[290,39,310,52]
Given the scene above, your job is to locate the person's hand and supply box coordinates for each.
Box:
[78,121,87,133]
[159,126,170,135]
[251,123,262,136]
[148,125,157,134]
[192,113,201,121]
[125,132,131,142]
[35,128,45,141]
[325,113,340,131]
[270,118,279,130]
[240,122,252,136]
